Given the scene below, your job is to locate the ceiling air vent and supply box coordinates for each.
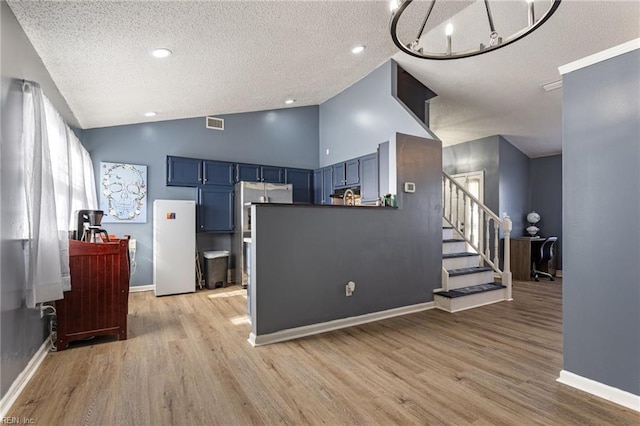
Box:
[206,116,224,130]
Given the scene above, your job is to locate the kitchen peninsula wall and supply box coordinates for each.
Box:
[250,133,442,339]
[82,106,320,286]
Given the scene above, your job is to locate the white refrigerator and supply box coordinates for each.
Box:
[153,199,196,296]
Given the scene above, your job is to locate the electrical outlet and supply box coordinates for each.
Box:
[129,239,136,251]
[345,281,356,297]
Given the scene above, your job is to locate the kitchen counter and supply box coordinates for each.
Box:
[247,202,396,209]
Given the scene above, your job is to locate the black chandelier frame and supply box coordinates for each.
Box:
[390,0,562,60]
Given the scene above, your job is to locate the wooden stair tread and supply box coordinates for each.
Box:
[443,238,465,243]
[434,283,505,299]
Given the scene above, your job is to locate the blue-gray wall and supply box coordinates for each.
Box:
[82,107,320,286]
[443,136,500,217]
[530,155,562,268]
[443,135,533,237]
[562,48,640,396]
[498,137,531,237]
[319,60,432,167]
[252,133,442,336]
[0,1,69,398]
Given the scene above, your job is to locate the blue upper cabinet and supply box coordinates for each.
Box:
[235,163,261,182]
[167,156,202,186]
[285,168,313,204]
[332,159,360,188]
[345,159,360,186]
[198,186,234,232]
[203,160,234,186]
[359,153,378,202]
[261,166,285,183]
[236,163,285,183]
[332,162,346,188]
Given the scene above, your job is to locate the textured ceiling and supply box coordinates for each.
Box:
[7,0,640,158]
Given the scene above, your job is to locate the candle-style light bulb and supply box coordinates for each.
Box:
[445,22,453,55]
[445,22,454,36]
[526,0,535,27]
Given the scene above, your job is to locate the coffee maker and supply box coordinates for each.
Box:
[75,210,110,242]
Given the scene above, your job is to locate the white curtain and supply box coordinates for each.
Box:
[22,81,97,308]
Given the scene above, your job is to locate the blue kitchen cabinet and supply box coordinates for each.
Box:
[332,162,346,188]
[203,160,234,186]
[198,186,234,232]
[332,159,360,188]
[235,163,261,182]
[235,163,285,183]
[167,156,202,186]
[359,153,378,202]
[285,168,313,204]
[345,159,360,186]
[313,169,323,204]
[322,167,333,204]
[261,166,285,183]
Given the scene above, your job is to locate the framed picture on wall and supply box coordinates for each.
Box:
[99,162,147,223]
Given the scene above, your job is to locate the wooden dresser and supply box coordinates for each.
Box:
[55,239,130,350]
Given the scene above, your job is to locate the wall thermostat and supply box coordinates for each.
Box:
[404,182,416,193]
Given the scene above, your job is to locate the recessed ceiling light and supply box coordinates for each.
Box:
[285,99,295,105]
[144,112,157,117]
[351,45,365,54]
[151,48,172,58]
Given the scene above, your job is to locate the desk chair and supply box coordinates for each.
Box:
[532,236,558,281]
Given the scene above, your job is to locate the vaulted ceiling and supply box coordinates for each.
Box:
[8,0,640,158]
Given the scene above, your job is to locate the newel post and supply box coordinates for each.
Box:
[502,214,513,301]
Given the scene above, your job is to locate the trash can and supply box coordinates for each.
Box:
[203,250,229,289]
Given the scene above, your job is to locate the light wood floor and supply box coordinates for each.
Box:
[8,279,639,425]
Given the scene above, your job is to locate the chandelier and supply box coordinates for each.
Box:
[390,0,561,60]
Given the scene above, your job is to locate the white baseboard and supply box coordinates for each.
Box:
[248,301,435,347]
[557,370,640,412]
[129,284,155,293]
[0,337,51,418]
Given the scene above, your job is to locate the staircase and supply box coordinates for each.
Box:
[434,172,513,312]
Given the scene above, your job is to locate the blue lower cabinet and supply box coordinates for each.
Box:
[198,186,234,232]
[285,168,313,203]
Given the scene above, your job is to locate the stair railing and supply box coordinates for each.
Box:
[442,171,512,300]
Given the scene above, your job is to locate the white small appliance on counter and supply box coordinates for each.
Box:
[153,199,196,296]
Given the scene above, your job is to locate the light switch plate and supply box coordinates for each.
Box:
[404,182,416,193]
